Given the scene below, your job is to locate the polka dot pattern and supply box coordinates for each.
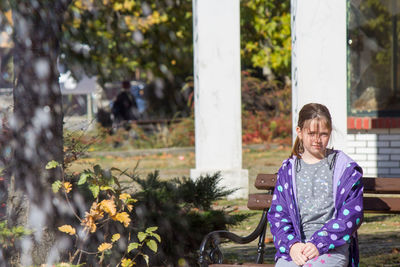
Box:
[343,235,350,242]
[343,209,350,216]
[347,221,353,228]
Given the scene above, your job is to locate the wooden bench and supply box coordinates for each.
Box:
[198,173,400,267]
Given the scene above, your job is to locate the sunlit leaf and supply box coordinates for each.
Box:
[112,212,130,227]
[89,184,100,198]
[78,173,91,185]
[98,242,112,252]
[119,193,131,200]
[145,226,158,233]
[127,242,139,252]
[137,231,147,242]
[121,258,135,267]
[111,233,120,243]
[45,160,60,169]
[81,202,104,233]
[100,185,114,192]
[52,181,62,193]
[146,239,157,253]
[151,233,161,243]
[63,182,72,193]
[100,199,117,216]
[58,225,76,235]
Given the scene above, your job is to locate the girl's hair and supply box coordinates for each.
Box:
[291,103,332,158]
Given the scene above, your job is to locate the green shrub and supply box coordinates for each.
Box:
[127,171,249,266]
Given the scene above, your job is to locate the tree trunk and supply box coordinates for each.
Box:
[5,1,71,265]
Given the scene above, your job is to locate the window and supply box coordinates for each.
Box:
[348,0,400,116]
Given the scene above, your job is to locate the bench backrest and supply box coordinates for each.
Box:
[248,174,400,214]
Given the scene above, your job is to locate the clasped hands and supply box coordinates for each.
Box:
[289,242,319,266]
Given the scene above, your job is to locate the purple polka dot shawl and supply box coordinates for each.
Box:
[267,151,363,267]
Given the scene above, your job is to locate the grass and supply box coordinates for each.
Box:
[68,144,290,188]
[67,144,400,266]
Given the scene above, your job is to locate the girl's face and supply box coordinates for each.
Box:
[296,118,331,161]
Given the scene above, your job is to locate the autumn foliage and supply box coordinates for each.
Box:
[48,161,160,266]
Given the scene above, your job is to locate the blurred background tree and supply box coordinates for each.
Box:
[241,0,291,81]
[60,0,291,117]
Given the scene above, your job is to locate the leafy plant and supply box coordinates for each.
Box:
[127,171,249,266]
[0,220,30,249]
[48,161,161,266]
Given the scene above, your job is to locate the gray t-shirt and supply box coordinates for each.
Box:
[296,152,336,241]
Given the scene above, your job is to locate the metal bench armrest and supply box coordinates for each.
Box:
[198,209,268,267]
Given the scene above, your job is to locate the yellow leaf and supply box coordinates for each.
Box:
[81,202,104,233]
[63,182,72,193]
[5,10,13,26]
[98,242,112,252]
[111,233,121,242]
[114,2,123,11]
[74,0,83,9]
[119,193,131,200]
[100,199,117,216]
[176,31,183,38]
[123,0,135,10]
[58,225,76,235]
[124,16,137,31]
[121,258,135,267]
[112,212,131,227]
[127,204,133,212]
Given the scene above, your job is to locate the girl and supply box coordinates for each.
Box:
[267,103,363,267]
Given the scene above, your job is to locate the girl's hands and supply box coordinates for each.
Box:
[303,242,319,260]
[289,242,308,266]
[289,242,320,266]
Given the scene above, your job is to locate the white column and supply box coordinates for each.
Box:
[191,0,248,199]
[291,0,348,150]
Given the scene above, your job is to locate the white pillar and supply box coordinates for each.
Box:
[291,0,348,150]
[191,0,248,199]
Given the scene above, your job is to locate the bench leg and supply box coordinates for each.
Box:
[256,209,268,264]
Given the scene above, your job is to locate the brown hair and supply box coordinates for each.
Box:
[291,103,332,158]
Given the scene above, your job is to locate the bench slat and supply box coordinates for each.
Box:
[248,194,400,213]
[363,177,400,194]
[248,194,273,210]
[364,196,400,213]
[254,174,276,190]
[255,174,400,194]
